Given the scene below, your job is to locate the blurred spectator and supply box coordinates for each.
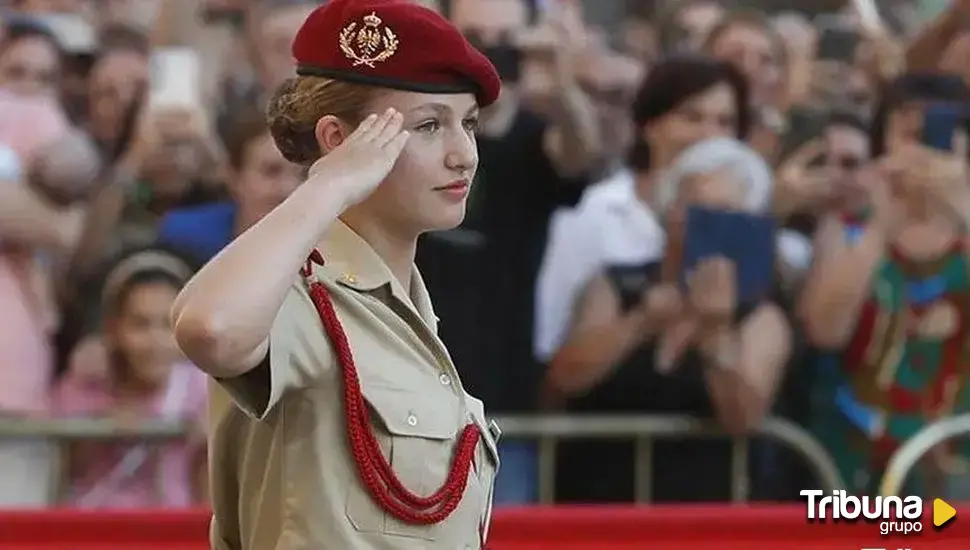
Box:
[84,23,149,150]
[703,10,787,159]
[535,56,750,373]
[54,246,206,508]
[575,45,644,175]
[801,73,970,497]
[0,90,80,508]
[0,16,62,97]
[214,1,316,141]
[820,109,870,216]
[536,57,790,503]
[159,108,302,264]
[657,0,726,54]
[546,135,793,503]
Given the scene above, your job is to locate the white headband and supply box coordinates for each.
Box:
[101,251,192,313]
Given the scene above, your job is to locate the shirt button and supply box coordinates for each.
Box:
[407,414,418,426]
[439,373,451,386]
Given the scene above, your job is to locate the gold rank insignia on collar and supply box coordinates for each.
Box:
[339,11,400,69]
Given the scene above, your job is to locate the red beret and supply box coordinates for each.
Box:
[292,0,501,107]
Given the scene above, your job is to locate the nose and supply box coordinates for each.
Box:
[444,127,477,175]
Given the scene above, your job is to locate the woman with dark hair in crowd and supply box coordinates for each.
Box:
[801,73,970,497]
[0,16,62,97]
[536,56,794,503]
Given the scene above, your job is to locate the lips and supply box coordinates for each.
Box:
[433,179,469,191]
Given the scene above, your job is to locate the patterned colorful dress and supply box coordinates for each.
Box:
[812,217,970,496]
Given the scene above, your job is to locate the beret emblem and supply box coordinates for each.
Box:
[339,11,399,69]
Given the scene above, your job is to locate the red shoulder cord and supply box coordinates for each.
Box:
[300,250,482,525]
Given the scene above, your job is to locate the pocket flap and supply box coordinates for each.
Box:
[363,385,457,440]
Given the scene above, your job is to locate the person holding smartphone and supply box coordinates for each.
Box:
[173,1,502,548]
[800,73,970,497]
[538,58,794,504]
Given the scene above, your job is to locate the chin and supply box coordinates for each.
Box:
[423,203,467,232]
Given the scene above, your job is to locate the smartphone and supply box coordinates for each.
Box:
[148,48,202,111]
[606,262,662,313]
[35,13,96,54]
[922,104,962,152]
[682,207,776,305]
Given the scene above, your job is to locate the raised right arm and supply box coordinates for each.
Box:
[172,109,408,379]
[171,171,348,378]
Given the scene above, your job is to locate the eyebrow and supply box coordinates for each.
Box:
[410,102,480,117]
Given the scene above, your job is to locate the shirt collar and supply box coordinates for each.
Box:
[317,219,438,329]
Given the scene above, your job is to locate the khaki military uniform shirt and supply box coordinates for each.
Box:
[207,220,500,550]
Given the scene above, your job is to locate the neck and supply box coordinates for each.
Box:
[340,210,417,292]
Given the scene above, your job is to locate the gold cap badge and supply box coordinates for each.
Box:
[339,11,399,68]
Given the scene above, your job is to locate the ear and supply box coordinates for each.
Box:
[314,115,351,154]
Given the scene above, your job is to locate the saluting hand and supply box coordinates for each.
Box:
[308,108,410,210]
[688,256,736,332]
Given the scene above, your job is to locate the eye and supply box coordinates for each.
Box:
[416,119,441,133]
[463,116,480,132]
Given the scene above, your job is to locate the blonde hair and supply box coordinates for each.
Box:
[266,76,383,165]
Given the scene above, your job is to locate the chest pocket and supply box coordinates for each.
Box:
[345,384,460,540]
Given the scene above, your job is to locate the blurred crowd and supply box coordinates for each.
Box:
[1,0,970,511]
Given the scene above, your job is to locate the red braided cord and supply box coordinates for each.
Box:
[302,251,481,525]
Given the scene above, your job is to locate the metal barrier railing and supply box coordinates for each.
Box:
[0,414,843,505]
[879,413,970,497]
[494,414,845,503]
[0,416,191,504]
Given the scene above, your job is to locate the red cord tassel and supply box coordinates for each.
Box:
[302,251,481,525]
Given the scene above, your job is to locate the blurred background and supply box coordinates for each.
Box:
[1,0,970,546]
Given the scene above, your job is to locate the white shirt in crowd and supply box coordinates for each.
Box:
[533,169,664,362]
[533,168,814,364]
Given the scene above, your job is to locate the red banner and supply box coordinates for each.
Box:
[0,505,966,549]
